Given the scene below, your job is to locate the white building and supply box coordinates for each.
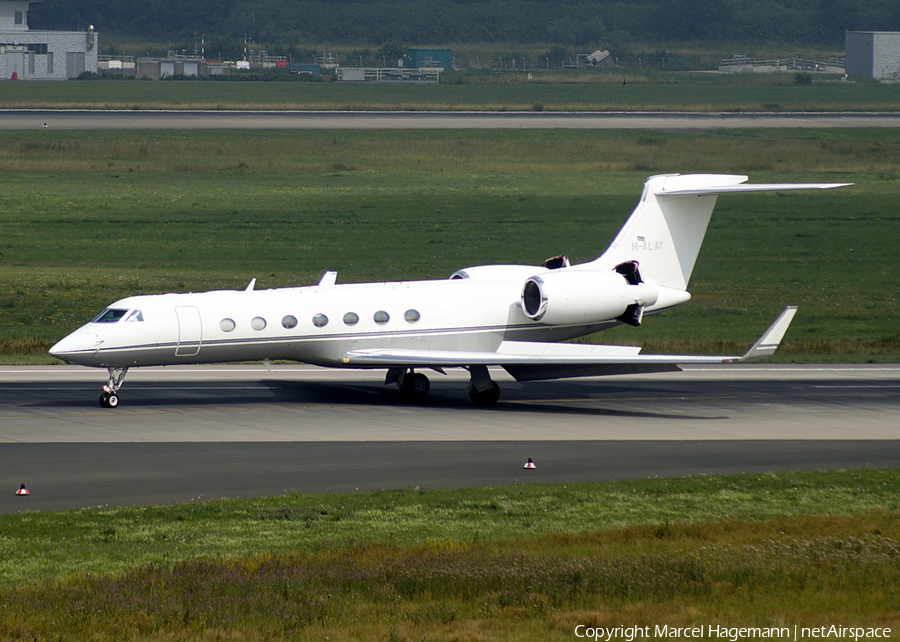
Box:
[845,31,900,80]
[0,0,98,80]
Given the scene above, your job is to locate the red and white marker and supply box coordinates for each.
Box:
[15,484,29,496]
[523,458,536,470]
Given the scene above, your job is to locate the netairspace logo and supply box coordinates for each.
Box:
[574,625,893,642]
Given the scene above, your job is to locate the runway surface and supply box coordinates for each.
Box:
[1,364,898,513]
[4,110,900,130]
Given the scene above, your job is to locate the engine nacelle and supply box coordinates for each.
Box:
[520,270,659,325]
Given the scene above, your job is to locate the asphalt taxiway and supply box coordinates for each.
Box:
[1,364,898,513]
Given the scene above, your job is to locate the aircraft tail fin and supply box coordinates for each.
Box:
[589,174,850,291]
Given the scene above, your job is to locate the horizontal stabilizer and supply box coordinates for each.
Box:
[657,182,852,196]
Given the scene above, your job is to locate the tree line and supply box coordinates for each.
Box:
[29,0,900,52]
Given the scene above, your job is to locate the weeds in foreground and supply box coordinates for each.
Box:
[2,471,900,639]
[2,524,899,640]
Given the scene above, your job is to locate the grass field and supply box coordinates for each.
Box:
[1,127,898,362]
[0,75,899,112]
[1,470,899,640]
[2,75,898,640]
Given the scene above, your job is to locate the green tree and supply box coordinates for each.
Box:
[377,37,408,66]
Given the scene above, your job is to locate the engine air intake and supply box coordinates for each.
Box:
[521,277,547,320]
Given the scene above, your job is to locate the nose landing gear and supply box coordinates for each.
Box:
[99,367,128,408]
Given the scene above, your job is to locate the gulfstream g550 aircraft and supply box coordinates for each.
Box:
[50,174,849,408]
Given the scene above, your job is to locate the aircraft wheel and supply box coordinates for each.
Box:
[468,381,500,406]
[401,372,430,401]
[106,393,119,408]
[99,392,109,407]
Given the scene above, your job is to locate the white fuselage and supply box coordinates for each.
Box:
[50,271,658,369]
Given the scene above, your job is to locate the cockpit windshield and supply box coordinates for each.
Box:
[91,308,143,323]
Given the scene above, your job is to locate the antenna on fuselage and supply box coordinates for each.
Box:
[245,278,256,291]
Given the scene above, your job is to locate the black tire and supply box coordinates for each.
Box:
[468,381,500,405]
[401,372,430,401]
[106,393,119,408]
[99,392,109,408]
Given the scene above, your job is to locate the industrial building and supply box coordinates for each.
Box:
[135,53,205,80]
[337,47,449,83]
[0,0,98,79]
[845,31,900,80]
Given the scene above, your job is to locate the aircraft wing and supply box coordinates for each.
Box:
[341,307,797,382]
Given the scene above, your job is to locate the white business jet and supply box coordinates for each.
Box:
[50,174,849,408]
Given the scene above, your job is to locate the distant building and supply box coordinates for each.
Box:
[135,53,205,80]
[336,48,449,83]
[0,0,98,79]
[337,66,441,83]
[288,63,321,78]
[845,31,900,80]
[405,48,452,70]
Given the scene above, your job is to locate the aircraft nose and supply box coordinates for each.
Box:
[49,328,103,365]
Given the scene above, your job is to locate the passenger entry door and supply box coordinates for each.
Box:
[175,306,202,356]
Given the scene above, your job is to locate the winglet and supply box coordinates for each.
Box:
[738,306,798,362]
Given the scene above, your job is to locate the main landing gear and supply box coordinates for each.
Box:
[386,365,500,405]
[99,366,128,408]
[387,368,431,402]
[466,365,500,405]
[400,370,431,401]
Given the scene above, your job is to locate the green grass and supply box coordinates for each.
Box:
[1,75,899,112]
[1,127,898,362]
[1,470,900,640]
